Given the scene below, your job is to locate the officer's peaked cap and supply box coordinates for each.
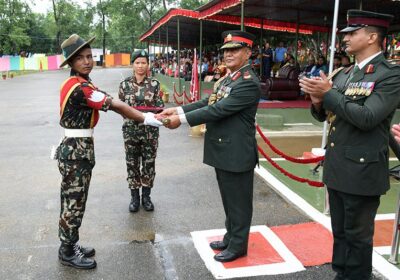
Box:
[340,9,394,33]
[220,30,256,50]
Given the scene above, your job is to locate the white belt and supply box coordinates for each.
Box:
[64,128,93,138]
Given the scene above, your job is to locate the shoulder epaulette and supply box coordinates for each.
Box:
[327,66,344,80]
[383,59,400,69]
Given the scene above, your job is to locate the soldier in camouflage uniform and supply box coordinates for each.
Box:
[119,50,164,212]
[57,35,162,269]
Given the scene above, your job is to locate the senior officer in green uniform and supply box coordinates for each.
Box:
[119,50,164,212]
[158,30,261,262]
[300,10,400,280]
[57,34,162,269]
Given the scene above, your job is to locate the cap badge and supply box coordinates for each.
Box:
[226,34,232,41]
[141,50,146,56]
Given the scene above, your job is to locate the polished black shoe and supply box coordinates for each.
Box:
[58,243,97,269]
[142,188,154,211]
[129,189,140,213]
[209,241,228,250]
[214,249,247,262]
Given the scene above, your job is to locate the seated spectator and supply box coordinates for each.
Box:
[310,56,328,77]
[282,54,300,71]
[302,56,315,73]
[333,55,342,69]
[341,55,352,68]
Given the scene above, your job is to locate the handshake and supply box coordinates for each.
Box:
[143,107,182,129]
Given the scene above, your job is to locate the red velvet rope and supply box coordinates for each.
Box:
[173,93,183,105]
[258,145,324,188]
[256,125,324,164]
[182,88,193,103]
[173,83,183,97]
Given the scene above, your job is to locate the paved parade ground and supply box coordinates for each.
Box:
[0,68,389,279]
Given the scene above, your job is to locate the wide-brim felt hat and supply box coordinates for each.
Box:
[220,30,255,50]
[59,34,95,67]
[340,9,394,33]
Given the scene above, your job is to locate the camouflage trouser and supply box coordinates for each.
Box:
[123,130,158,189]
[58,159,95,244]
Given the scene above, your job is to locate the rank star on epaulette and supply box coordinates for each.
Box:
[243,70,251,79]
[232,71,241,81]
[365,64,375,74]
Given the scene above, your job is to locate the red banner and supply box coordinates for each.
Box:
[190,49,199,102]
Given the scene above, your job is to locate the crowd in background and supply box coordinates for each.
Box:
[150,42,354,83]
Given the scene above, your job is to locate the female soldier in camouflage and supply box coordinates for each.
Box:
[118,50,164,213]
[57,35,161,270]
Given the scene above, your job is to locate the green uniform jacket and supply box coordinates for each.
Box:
[182,64,261,172]
[312,53,400,196]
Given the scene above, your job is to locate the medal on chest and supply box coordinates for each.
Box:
[209,86,232,105]
[344,82,375,97]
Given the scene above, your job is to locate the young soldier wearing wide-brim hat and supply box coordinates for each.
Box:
[158,30,261,262]
[300,10,400,280]
[56,34,162,269]
[118,49,164,213]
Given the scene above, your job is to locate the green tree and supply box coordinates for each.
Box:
[50,0,94,52]
[25,13,54,54]
[179,0,207,10]
[0,0,32,55]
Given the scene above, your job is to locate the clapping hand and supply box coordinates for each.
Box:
[299,71,332,103]
[392,124,400,144]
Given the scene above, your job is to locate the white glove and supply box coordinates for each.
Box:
[143,112,163,127]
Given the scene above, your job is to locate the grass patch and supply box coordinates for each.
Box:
[260,160,400,214]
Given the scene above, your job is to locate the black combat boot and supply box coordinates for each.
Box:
[74,243,95,257]
[129,189,140,212]
[58,243,97,269]
[142,187,154,211]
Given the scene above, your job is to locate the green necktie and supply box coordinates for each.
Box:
[350,65,360,79]
[346,65,360,85]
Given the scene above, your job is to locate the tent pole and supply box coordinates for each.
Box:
[166,23,169,61]
[240,0,244,31]
[199,20,203,99]
[323,0,340,148]
[177,18,181,100]
[260,18,264,78]
[159,28,161,57]
[322,0,340,215]
[295,10,299,62]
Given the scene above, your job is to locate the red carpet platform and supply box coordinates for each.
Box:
[258,99,311,109]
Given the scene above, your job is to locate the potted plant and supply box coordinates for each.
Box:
[161,85,169,103]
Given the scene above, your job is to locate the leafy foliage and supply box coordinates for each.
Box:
[0,0,207,55]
